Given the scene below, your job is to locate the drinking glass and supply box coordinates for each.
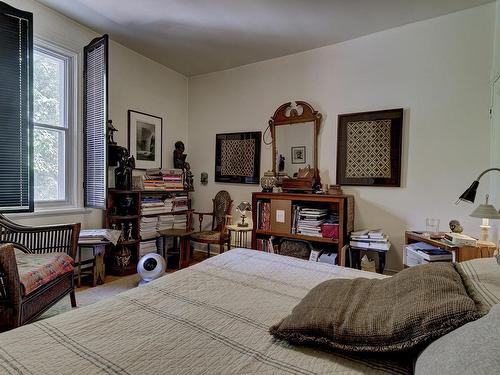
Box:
[426,218,440,236]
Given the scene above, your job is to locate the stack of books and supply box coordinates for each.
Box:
[256,237,276,253]
[173,195,189,212]
[173,214,188,230]
[405,242,452,266]
[350,229,391,251]
[141,197,171,215]
[140,216,158,240]
[139,239,158,257]
[256,201,271,230]
[294,207,328,237]
[143,169,184,190]
[157,215,174,231]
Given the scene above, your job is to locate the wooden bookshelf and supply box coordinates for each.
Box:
[105,189,190,275]
[252,192,354,266]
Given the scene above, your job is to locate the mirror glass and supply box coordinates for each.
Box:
[274,122,315,177]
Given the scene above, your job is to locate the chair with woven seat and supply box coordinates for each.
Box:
[190,191,233,258]
[0,214,80,331]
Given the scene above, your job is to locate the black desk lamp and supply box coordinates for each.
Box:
[456,168,500,204]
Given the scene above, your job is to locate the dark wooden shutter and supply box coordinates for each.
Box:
[83,35,108,209]
[0,2,33,213]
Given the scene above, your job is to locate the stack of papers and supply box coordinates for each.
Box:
[79,229,122,245]
[350,229,391,251]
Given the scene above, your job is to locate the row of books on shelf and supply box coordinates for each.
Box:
[350,229,391,251]
[255,201,339,239]
[143,168,184,190]
[255,237,277,253]
[405,242,452,266]
[292,206,338,237]
[141,195,189,215]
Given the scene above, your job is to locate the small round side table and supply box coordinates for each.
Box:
[226,224,253,248]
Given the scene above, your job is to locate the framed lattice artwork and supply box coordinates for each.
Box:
[215,131,261,184]
[337,108,403,187]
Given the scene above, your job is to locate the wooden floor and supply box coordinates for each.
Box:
[77,249,212,290]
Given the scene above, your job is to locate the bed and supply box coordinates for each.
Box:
[0,248,497,375]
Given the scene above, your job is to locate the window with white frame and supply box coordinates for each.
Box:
[33,43,76,207]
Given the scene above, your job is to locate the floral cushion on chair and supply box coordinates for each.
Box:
[190,231,221,242]
[15,250,74,296]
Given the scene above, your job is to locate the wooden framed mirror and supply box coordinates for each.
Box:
[270,101,322,183]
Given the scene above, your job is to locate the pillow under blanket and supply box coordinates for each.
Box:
[270,262,481,352]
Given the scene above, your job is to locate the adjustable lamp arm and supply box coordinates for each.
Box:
[457,168,500,204]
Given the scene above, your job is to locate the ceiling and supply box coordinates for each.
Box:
[37,0,492,76]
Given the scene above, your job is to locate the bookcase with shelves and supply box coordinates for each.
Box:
[251,192,354,266]
[105,189,191,275]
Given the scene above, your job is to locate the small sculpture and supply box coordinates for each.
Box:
[115,146,135,190]
[449,220,464,234]
[173,141,187,169]
[107,120,118,145]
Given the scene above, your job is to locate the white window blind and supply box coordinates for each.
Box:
[0,2,33,213]
[83,35,108,209]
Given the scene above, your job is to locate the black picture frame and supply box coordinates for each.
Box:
[291,146,306,164]
[337,108,403,187]
[215,131,261,184]
[128,110,163,170]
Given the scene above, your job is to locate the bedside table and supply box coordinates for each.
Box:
[404,231,496,267]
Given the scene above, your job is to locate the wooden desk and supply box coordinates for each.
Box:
[404,231,496,267]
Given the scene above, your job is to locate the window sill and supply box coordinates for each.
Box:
[7,207,93,219]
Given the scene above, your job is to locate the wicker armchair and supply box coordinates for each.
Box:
[190,191,233,257]
[0,214,80,331]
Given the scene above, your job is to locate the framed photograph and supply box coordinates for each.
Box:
[291,146,306,164]
[337,108,403,187]
[215,131,261,184]
[128,110,162,170]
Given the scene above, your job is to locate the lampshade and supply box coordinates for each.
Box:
[470,203,500,219]
[458,180,479,204]
[236,201,251,213]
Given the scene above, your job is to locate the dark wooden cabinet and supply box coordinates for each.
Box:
[252,192,354,266]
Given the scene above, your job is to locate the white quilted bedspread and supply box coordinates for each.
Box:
[0,249,411,375]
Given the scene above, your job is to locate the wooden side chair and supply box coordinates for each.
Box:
[190,191,233,258]
[0,214,80,331]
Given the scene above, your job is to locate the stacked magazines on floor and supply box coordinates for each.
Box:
[405,241,452,266]
[350,229,391,252]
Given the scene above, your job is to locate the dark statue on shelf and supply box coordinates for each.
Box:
[173,140,194,191]
[115,146,135,190]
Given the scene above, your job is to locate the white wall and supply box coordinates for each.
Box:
[188,4,495,271]
[4,0,188,229]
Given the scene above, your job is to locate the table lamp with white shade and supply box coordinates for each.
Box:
[469,194,500,245]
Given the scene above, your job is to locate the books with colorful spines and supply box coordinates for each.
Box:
[259,202,271,230]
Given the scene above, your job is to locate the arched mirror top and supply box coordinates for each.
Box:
[270,101,322,179]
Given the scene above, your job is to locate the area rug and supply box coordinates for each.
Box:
[40,274,141,320]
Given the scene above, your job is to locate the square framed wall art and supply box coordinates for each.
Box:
[128,110,162,170]
[336,108,403,187]
[291,146,306,164]
[215,131,261,184]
